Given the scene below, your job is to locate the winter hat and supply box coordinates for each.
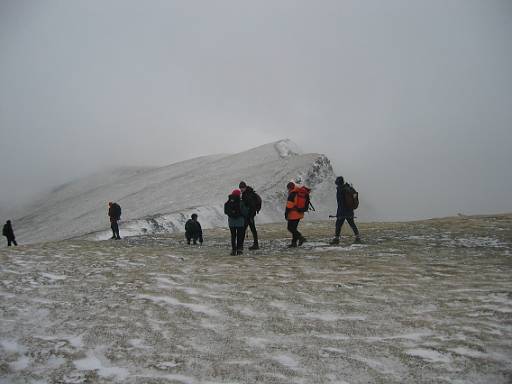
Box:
[231,189,241,197]
[191,213,198,219]
[286,182,295,190]
[239,181,247,189]
[335,176,344,186]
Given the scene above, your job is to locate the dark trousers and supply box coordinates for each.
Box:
[6,237,17,246]
[335,217,359,237]
[244,216,258,244]
[186,232,200,244]
[111,221,120,239]
[230,227,246,251]
[287,220,302,244]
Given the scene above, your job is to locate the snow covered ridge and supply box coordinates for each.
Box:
[11,139,338,244]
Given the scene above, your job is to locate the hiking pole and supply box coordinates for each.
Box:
[308,201,316,211]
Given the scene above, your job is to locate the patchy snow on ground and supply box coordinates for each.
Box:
[1,214,511,383]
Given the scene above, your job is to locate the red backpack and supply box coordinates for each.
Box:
[296,186,312,212]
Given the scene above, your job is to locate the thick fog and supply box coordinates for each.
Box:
[0,0,511,220]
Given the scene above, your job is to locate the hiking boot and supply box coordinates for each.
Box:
[249,243,259,250]
[237,249,244,255]
[110,236,116,240]
[329,237,340,245]
[230,250,237,256]
[115,237,121,240]
[354,237,362,244]
[287,243,297,248]
[298,237,306,246]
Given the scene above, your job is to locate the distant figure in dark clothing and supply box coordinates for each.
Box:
[108,202,122,240]
[224,189,249,255]
[239,181,262,250]
[2,220,17,246]
[330,176,361,244]
[185,213,203,245]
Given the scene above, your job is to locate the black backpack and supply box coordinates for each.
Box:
[343,184,359,210]
[224,196,241,218]
[250,192,262,213]
[112,203,122,219]
[255,193,262,212]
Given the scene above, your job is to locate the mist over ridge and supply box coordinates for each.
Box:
[0,1,511,221]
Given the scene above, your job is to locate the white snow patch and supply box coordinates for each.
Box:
[406,348,452,363]
[315,334,351,341]
[74,350,129,380]
[138,294,221,317]
[273,354,300,369]
[302,312,343,321]
[40,272,67,281]
[1,339,26,353]
[10,355,30,370]
[366,331,433,342]
[154,361,180,370]
[448,347,488,359]
[128,338,150,349]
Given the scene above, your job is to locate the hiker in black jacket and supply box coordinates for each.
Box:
[2,220,17,246]
[330,176,361,244]
[224,189,249,255]
[239,181,261,250]
[108,202,122,240]
[185,213,203,245]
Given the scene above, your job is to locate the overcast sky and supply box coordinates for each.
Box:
[1,0,511,220]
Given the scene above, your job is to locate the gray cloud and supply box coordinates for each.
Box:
[1,0,511,219]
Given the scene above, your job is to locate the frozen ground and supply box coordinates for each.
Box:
[1,214,511,383]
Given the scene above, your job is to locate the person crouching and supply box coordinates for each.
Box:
[185,213,203,245]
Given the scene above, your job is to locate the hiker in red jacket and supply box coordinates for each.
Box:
[284,182,306,247]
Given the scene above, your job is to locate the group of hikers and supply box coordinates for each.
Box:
[218,177,360,255]
[3,176,361,251]
[167,176,360,255]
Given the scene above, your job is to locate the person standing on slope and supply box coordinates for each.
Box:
[2,220,17,246]
[285,182,306,247]
[239,181,262,250]
[330,176,361,244]
[108,202,122,240]
[224,189,249,255]
[185,213,203,245]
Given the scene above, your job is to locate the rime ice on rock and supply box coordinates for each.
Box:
[274,139,303,158]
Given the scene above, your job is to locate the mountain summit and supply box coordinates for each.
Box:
[13,140,338,243]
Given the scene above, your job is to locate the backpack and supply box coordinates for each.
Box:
[253,192,262,213]
[224,196,241,218]
[296,186,312,212]
[112,203,122,219]
[343,184,359,210]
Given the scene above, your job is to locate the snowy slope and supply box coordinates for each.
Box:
[12,140,338,243]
